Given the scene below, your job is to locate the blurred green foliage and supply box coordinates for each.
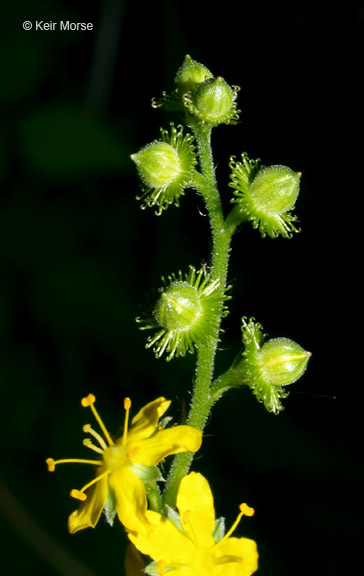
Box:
[1,0,362,575]
[19,104,131,178]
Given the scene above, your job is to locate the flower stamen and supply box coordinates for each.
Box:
[182,509,199,546]
[157,559,166,575]
[219,503,254,544]
[126,446,140,459]
[83,424,108,450]
[46,457,102,472]
[81,394,114,447]
[70,468,111,501]
[83,438,104,454]
[122,397,131,448]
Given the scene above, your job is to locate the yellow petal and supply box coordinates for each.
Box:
[129,397,171,441]
[68,476,108,534]
[109,466,149,532]
[214,536,258,576]
[128,510,194,565]
[177,472,215,548]
[130,426,202,466]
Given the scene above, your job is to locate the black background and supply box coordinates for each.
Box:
[1,1,362,574]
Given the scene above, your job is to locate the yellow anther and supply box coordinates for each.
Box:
[80,394,114,447]
[126,446,140,459]
[70,489,87,501]
[46,458,55,472]
[83,438,104,454]
[182,510,191,524]
[81,394,96,407]
[239,503,255,517]
[124,397,132,410]
[157,560,166,575]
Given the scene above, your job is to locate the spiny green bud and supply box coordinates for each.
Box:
[152,55,213,112]
[184,76,240,126]
[154,282,202,332]
[174,54,213,96]
[152,55,240,126]
[229,154,301,238]
[132,142,181,188]
[258,338,311,387]
[241,317,311,414]
[131,124,197,214]
[250,166,301,218]
[137,266,231,361]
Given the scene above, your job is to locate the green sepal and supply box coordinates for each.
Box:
[103,487,117,526]
[166,505,184,532]
[229,153,261,196]
[213,516,226,542]
[145,561,160,575]
[157,415,173,430]
[151,89,184,112]
[145,482,163,513]
[249,372,290,415]
[145,561,174,575]
[127,461,164,483]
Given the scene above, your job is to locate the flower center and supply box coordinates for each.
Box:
[102,444,128,471]
[46,394,132,502]
[164,503,255,574]
[192,547,215,572]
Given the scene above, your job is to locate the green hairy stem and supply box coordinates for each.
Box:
[163,123,234,508]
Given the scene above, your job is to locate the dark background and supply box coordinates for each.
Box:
[1,1,361,574]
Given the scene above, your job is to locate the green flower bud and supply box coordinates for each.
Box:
[174,54,213,96]
[132,142,181,188]
[229,153,301,238]
[154,282,202,332]
[131,124,197,214]
[152,55,240,127]
[184,77,240,126]
[152,55,213,112]
[241,317,311,414]
[137,266,231,361]
[258,338,311,387]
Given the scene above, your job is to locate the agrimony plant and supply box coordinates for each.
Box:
[46,54,311,576]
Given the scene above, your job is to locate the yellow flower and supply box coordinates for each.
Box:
[46,394,202,534]
[129,472,258,575]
